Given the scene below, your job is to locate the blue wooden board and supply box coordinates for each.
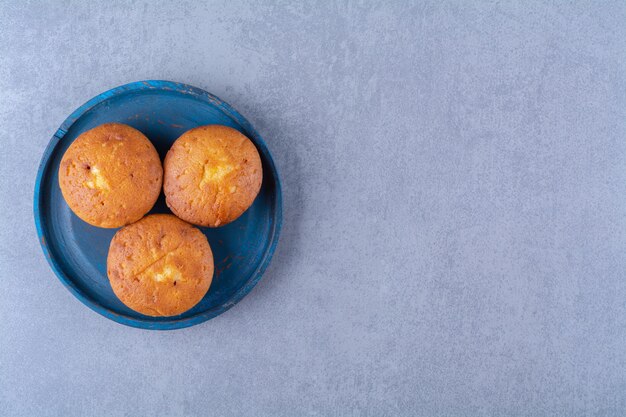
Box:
[34,80,282,330]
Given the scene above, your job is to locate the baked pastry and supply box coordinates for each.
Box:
[58,123,162,228]
[107,214,214,317]
[163,125,262,227]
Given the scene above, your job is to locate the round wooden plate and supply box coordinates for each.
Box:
[34,80,282,330]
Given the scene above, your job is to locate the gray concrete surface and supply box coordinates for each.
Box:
[1,1,626,416]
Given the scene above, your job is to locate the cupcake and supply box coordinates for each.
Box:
[107,214,214,317]
[163,125,262,227]
[58,123,162,228]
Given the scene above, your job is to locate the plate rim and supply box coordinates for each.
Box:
[33,80,283,330]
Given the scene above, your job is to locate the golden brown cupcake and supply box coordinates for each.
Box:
[58,123,162,228]
[107,214,214,317]
[163,125,262,227]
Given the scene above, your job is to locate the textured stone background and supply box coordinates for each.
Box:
[1,1,625,416]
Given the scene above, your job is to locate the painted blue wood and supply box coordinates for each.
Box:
[33,80,282,330]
